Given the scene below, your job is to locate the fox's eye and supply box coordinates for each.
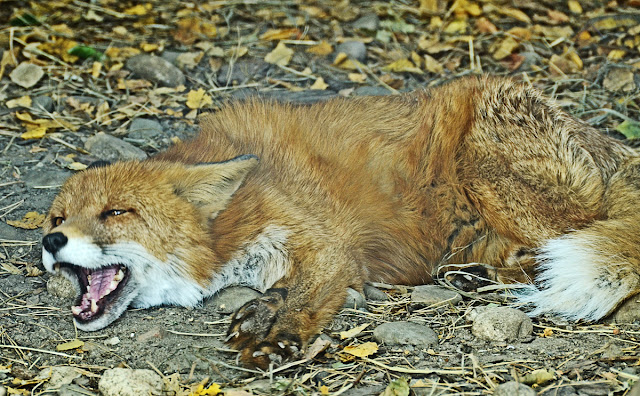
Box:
[52,217,65,227]
[101,209,128,219]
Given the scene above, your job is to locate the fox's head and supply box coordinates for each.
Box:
[42,156,258,331]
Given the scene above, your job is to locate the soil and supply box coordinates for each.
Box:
[2,0,640,394]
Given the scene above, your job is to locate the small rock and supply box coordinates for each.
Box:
[471,307,533,342]
[353,13,380,31]
[343,288,367,309]
[493,381,536,396]
[373,321,437,347]
[33,95,54,112]
[217,58,272,86]
[128,118,164,140]
[85,132,148,161]
[603,68,636,92]
[540,385,578,396]
[47,275,77,299]
[335,41,367,63]
[137,327,165,342]
[259,90,338,104]
[22,168,70,189]
[104,336,120,346]
[411,285,462,307]
[0,385,5,396]
[126,55,185,87]
[609,295,640,323]
[37,366,82,391]
[58,384,98,396]
[98,368,163,396]
[10,62,44,88]
[353,86,392,96]
[211,286,261,314]
[363,283,388,301]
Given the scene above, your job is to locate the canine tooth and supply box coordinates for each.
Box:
[91,299,98,313]
[114,269,124,281]
[54,263,60,272]
[71,306,82,315]
[87,274,92,284]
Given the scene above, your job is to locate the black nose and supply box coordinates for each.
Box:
[42,232,68,254]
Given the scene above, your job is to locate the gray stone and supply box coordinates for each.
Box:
[540,385,578,396]
[32,95,54,112]
[411,285,462,307]
[10,62,44,88]
[363,283,388,301]
[128,118,164,140]
[22,168,69,189]
[85,132,148,161]
[47,274,77,299]
[37,366,82,391]
[57,384,98,396]
[609,294,640,324]
[210,286,261,314]
[126,55,185,87]
[353,86,392,96]
[472,307,533,342]
[353,13,380,31]
[335,41,367,63]
[259,90,338,104]
[343,288,367,309]
[373,321,437,347]
[493,382,536,396]
[98,368,163,396]
[217,58,272,86]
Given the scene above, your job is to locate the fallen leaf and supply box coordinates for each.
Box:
[424,54,444,73]
[260,28,300,41]
[492,36,519,60]
[124,3,151,16]
[348,73,367,82]
[186,88,213,109]
[20,126,47,140]
[310,77,328,90]
[6,212,45,229]
[521,369,555,385]
[608,49,626,60]
[380,377,410,396]
[476,17,498,33]
[6,95,32,109]
[264,42,294,66]
[40,37,79,63]
[304,337,331,359]
[1,262,22,275]
[9,62,44,88]
[616,120,640,139]
[342,341,378,357]
[320,385,329,395]
[444,18,468,34]
[499,7,531,24]
[382,59,423,74]
[307,41,333,55]
[141,42,160,52]
[56,339,85,351]
[176,51,204,69]
[67,162,88,171]
[340,323,370,339]
[568,0,583,14]
[419,0,438,14]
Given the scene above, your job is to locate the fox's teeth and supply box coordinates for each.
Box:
[87,274,92,285]
[114,269,124,282]
[108,280,119,292]
[54,263,60,272]
[91,299,98,313]
[71,306,82,315]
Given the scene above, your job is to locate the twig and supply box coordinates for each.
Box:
[0,344,82,360]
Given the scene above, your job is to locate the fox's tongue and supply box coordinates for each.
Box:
[71,265,125,320]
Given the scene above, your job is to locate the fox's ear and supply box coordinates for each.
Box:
[172,155,258,220]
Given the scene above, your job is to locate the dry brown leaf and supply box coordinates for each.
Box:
[342,342,378,357]
[1,262,21,275]
[104,47,141,62]
[186,88,213,109]
[492,36,519,60]
[307,41,333,55]
[304,337,331,359]
[116,79,153,91]
[7,212,46,229]
[348,73,367,82]
[56,339,85,351]
[608,49,626,60]
[40,37,79,63]
[6,96,32,109]
[141,43,160,52]
[260,28,301,41]
[176,51,204,69]
[499,7,531,24]
[424,54,444,73]
[419,0,439,14]
[443,18,467,34]
[548,10,569,24]
[310,77,328,90]
[382,59,423,74]
[340,323,370,339]
[568,0,583,14]
[124,4,151,16]
[475,17,498,34]
[20,126,47,140]
[264,42,294,66]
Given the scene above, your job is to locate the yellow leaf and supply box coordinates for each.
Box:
[424,55,444,73]
[91,61,102,79]
[141,43,160,52]
[191,382,221,395]
[7,386,30,395]
[186,88,213,109]
[310,77,328,90]
[608,49,626,60]
[56,339,84,351]
[20,126,47,140]
[307,41,333,55]
[124,4,151,16]
[104,47,141,62]
[499,7,531,24]
[320,385,329,395]
[443,18,467,34]
[7,95,32,109]
[260,28,300,41]
[348,73,367,83]
[492,36,519,60]
[1,262,22,275]
[342,341,378,357]
[264,42,294,66]
[382,59,423,74]
[419,0,438,14]
[340,323,370,339]
[68,162,88,171]
[568,0,582,14]
[6,212,45,229]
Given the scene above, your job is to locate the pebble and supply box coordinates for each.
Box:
[363,283,389,301]
[609,294,640,323]
[0,386,5,396]
[471,307,533,342]
[410,285,462,307]
[335,41,367,63]
[98,368,163,396]
[353,13,380,31]
[128,118,164,140]
[85,132,148,161]
[32,95,54,112]
[493,381,536,396]
[539,385,578,396]
[603,68,635,92]
[353,86,392,96]
[137,327,165,342]
[126,54,185,87]
[10,62,44,88]
[373,321,437,347]
[46,274,77,299]
[22,167,70,189]
[343,288,367,309]
[210,286,261,314]
[258,90,338,104]
[217,58,272,86]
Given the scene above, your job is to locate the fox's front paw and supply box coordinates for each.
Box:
[226,288,302,368]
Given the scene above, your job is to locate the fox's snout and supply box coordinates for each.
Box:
[43,232,68,255]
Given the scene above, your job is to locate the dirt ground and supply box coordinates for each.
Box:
[2,0,640,394]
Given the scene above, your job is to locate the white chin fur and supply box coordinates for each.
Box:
[518,235,634,321]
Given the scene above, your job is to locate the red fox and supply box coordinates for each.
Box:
[42,76,640,368]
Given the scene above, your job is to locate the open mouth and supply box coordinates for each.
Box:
[56,263,130,323]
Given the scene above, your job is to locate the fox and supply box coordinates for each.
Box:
[42,76,640,368]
